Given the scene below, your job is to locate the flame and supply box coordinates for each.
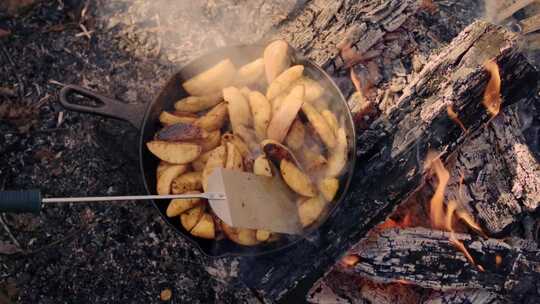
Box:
[482,60,502,118]
[378,212,413,230]
[447,105,467,133]
[426,151,485,271]
[341,254,360,267]
[496,255,502,267]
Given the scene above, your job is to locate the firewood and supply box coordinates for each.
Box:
[232,21,538,301]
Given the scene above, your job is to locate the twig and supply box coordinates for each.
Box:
[0,215,22,250]
[48,79,67,87]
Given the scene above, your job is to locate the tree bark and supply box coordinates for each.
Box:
[342,227,540,302]
[233,19,538,301]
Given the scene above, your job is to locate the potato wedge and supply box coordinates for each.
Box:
[261,139,300,167]
[181,205,204,231]
[171,171,202,194]
[326,127,348,177]
[147,141,201,164]
[221,133,250,159]
[312,98,330,112]
[221,222,260,246]
[264,40,290,83]
[195,130,221,152]
[166,191,202,217]
[182,59,236,96]
[159,111,197,126]
[266,65,304,100]
[236,58,265,86]
[223,87,251,133]
[174,92,222,113]
[300,148,327,172]
[155,123,207,142]
[191,213,215,239]
[193,102,228,131]
[202,145,227,191]
[225,142,244,171]
[301,102,336,149]
[255,230,271,242]
[156,161,173,179]
[248,91,271,140]
[318,178,339,202]
[235,125,260,152]
[267,85,305,143]
[285,119,305,150]
[253,155,273,177]
[320,109,339,136]
[297,197,326,227]
[293,77,324,102]
[280,159,317,197]
[271,94,285,115]
[157,164,189,195]
[192,149,214,172]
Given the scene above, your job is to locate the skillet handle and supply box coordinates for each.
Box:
[59,85,147,130]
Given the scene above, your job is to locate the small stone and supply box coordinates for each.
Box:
[160,288,172,301]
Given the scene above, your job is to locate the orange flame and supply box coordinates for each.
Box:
[482,60,502,118]
[426,151,485,271]
[496,255,502,267]
[447,105,467,133]
[341,254,360,267]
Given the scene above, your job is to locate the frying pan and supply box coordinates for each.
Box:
[59,44,357,257]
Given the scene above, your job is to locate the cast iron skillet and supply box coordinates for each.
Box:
[59,44,356,257]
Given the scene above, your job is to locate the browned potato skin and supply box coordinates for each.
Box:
[225,142,244,171]
[280,159,317,197]
[159,111,197,126]
[248,91,271,141]
[202,145,227,191]
[147,141,202,164]
[181,205,204,231]
[157,164,189,195]
[192,149,213,172]
[193,130,221,152]
[190,213,215,239]
[318,178,339,202]
[193,103,228,131]
[253,155,273,177]
[155,123,207,142]
[221,222,260,246]
[182,59,237,96]
[171,171,202,194]
[285,119,305,150]
[166,191,202,217]
[221,133,250,159]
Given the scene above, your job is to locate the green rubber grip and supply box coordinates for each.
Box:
[0,190,42,213]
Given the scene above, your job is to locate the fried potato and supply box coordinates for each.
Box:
[147,141,201,164]
[223,87,251,133]
[326,127,348,177]
[174,92,222,113]
[202,145,227,191]
[248,91,271,140]
[261,139,300,167]
[285,119,305,150]
[182,59,236,96]
[293,77,324,102]
[156,161,173,179]
[264,40,290,83]
[235,125,260,152]
[320,109,339,136]
[157,164,189,195]
[171,171,202,194]
[312,98,330,112]
[236,58,265,86]
[221,222,260,246]
[297,197,326,227]
[155,123,207,142]
[166,191,202,217]
[191,213,215,239]
[192,149,214,172]
[196,130,221,152]
[181,205,204,231]
[266,65,304,100]
[318,178,339,202]
[193,102,228,131]
[300,148,327,172]
[302,102,336,149]
[255,230,271,242]
[280,159,317,197]
[225,142,244,171]
[271,94,285,115]
[253,155,273,177]
[159,111,197,126]
[221,133,250,159]
[267,85,305,143]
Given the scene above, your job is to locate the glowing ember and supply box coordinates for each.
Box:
[482,60,502,118]
[350,68,368,103]
[447,105,467,133]
[496,255,502,267]
[341,254,360,267]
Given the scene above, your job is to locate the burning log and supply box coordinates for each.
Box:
[342,227,540,302]
[234,20,538,301]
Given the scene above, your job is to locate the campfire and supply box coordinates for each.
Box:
[2,0,540,303]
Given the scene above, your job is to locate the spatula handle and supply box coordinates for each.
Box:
[0,190,42,214]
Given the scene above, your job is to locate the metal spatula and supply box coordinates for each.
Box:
[0,168,303,234]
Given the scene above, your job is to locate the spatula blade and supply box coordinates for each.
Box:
[207,168,303,234]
